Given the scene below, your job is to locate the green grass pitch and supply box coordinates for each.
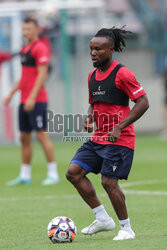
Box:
[0,135,167,249]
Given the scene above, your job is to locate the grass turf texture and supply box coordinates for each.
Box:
[0,135,167,249]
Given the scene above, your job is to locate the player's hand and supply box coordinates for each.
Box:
[3,93,12,106]
[107,126,122,143]
[83,116,94,133]
[24,97,35,111]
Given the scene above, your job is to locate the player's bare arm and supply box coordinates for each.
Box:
[3,80,20,105]
[83,104,94,133]
[24,64,48,111]
[107,94,149,142]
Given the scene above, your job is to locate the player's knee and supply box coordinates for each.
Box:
[20,133,31,145]
[66,168,77,183]
[66,164,83,183]
[101,176,118,192]
[101,178,110,191]
[36,131,43,142]
[20,133,25,143]
[65,171,75,183]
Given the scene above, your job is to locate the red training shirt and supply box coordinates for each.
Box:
[88,60,146,150]
[19,38,49,103]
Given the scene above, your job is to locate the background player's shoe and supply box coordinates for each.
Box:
[113,229,135,240]
[6,177,32,186]
[41,176,60,186]
[81,218,116,235]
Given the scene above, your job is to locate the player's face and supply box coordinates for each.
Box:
[90,37,113,68]
[22,22,38,42]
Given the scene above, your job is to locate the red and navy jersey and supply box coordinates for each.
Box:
[19,38,49,104]
[88,60,146,150]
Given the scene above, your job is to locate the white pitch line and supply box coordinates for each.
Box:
[123,190,167,196]
[0,189,167,202]
[0,194,77,202]
[0,179,166,202]
[120,178,167,188]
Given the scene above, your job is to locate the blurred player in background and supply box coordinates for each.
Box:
[4,17,59,186]
[66,27,149,240]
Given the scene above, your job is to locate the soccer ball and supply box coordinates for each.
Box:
[47,216,77,243]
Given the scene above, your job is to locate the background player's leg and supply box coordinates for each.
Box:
[19,132,32,182]
[36,131,54,162]
[6,132,32,185]
[20,132,32,164]
[36,131,59,185]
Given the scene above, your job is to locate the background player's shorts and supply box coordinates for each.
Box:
[71,140,134,180]
[19,102,47,132]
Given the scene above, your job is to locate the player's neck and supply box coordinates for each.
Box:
[27,36,38,45]
[98,59,113,73]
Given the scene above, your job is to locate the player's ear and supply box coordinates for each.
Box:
[109,46,114,54]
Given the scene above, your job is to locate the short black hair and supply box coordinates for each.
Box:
[23,17,38,26]
[94,26,132,52]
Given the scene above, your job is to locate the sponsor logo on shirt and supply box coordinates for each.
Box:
[93,85,105,96]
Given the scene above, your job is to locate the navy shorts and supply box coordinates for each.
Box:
[71,140,134,180]
[19,103,47,132]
